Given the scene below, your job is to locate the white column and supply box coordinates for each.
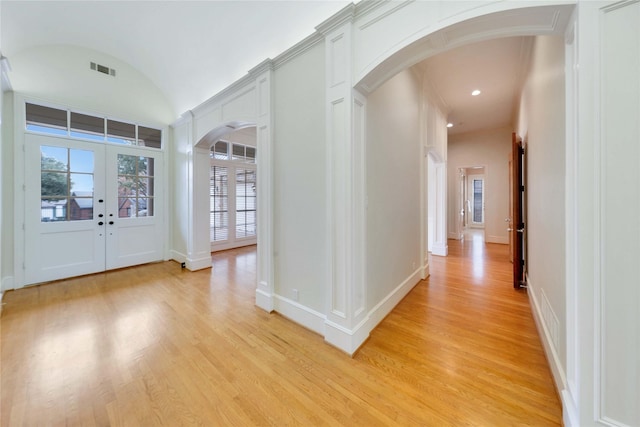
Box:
[431,162,448,256]
[318,6,368,355]
[252,61,275,312]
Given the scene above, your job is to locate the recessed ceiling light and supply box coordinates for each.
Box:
[471,89,481,96]
[447,123,453,128]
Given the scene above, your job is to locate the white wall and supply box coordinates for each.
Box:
[366,68,422,307]
[447,127,511,244]
[8,45,174,125]
[272,41,327,313]
[515,34,567,395]
[1,90,14,292]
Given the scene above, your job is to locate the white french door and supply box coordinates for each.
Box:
[24,133,163,285]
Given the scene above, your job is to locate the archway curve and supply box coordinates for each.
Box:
[354,4,575,95]
[195,121,256,149]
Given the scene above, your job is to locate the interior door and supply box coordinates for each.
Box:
[510,133,525,288]
[25,135,163,285]
[25,134,106,284]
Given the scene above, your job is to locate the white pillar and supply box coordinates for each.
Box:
[318,6,368,354]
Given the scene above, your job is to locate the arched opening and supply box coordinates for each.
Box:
[351,2,575,418]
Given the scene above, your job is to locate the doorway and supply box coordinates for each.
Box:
[24,133,164,285]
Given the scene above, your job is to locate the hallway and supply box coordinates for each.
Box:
[1,241,560,426]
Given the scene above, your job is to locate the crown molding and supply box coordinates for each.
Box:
[316,3,356,35]
[273,31,324,69]
[248,58,274,77]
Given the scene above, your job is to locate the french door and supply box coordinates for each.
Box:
[24,133,163,285]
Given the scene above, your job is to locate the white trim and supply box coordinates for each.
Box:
[526,274,568,414]
[325,266,424,355]
[274,295,326,336]
[169,250,187,264]
[431,242,448,257]
[255,287,274,312]
[185,255,212,271]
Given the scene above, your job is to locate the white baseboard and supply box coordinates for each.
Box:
[448,232,461,240]
[324,266,424,355]
[273,294,326,336]
[169,250,187,263]
[486,235,509,244]
[1,276,15,292]
[431,243,448,256]
[186,254,212,271]
[561,389,579,427]
[255,288,274,312]
[526,275,568,415]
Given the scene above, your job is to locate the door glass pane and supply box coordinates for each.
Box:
[70,149,95,173]
[69,197,94,221]
[117,154,155,218]
[41,172,68,196]
[236,169,256,238]
[40,145,95,222]
[70,173,94,195]
[41,146,68,170]
[473,179,483,223]
[210,166,228,241]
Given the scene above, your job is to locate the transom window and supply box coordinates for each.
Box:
[26,103,162,149]
[211,140,256,163]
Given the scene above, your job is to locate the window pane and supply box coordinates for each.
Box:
[138,126,162,149]
[118,198,133,218]
[210,165,228,242]
[70,173,93,195]
[232,144,245,161]
[41,172,68,196]
[235,169,256,239]
[26,103,67,133]
[137,177,153,197]
[69,149,94,173]
[212,141,228,160]
[107,119,136,145]
[41,146,68,171]
[117,154,155,217]
[70,197,93,221]
[71,112,105,141]
[41,198,68,222]
[135,198,152,216]
[246,147,256,163]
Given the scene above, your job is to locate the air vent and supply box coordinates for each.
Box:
[90,62,116,77]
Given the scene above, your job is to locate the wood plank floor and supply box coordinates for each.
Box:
[1,237,561,426]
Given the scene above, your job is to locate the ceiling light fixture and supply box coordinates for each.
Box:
[447,123,453,128]
[471,89,481,96]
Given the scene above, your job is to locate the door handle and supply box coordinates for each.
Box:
[507,228,513,232]
[108,221,114,225]
[98,221,104,226]
[517,228,525,233]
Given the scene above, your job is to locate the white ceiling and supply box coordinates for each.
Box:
[417,36,532,135]
[2,1,529,133]
[1,1,351,117]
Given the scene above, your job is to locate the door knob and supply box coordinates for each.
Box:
[108,221,114,225]
[98,221,104,226]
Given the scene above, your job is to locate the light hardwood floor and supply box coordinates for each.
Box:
[1,239,561,426]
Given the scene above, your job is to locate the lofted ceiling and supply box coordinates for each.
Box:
[1,0,351,118]
[2,1,531,133]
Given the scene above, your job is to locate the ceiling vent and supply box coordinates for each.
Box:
[90,62,116,77]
